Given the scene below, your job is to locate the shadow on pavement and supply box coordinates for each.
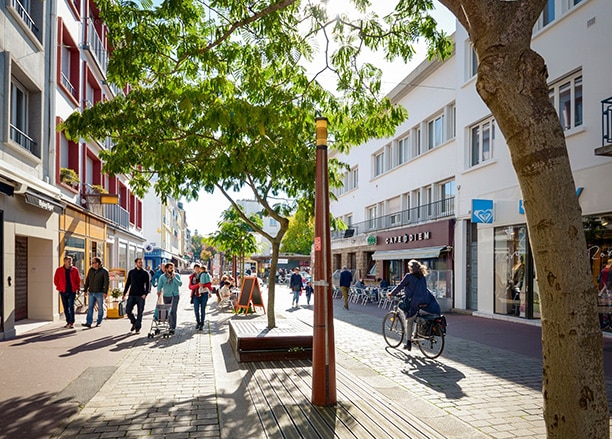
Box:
[0,392,78,439]
[58,333,133,357]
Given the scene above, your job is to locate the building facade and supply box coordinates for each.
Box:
[330,0,612,320]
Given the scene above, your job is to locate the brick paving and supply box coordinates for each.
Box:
[36,278,612,438]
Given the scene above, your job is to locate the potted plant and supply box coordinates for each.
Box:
[110,288,123,301]
[90,184,108,194]
[59,167,80,188]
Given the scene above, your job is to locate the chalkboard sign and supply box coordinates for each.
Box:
[236,276,266,314]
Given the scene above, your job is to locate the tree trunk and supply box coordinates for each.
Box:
[438,1,609,436]
[266,240,281,328]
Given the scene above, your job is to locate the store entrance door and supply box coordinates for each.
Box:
[15,236,28,321]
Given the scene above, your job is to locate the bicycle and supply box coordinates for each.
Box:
[382,295,447,359]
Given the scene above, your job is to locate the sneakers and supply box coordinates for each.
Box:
[81,323,92,328]
[135,329,140,334]
[169,329,175,335]
[403,342,411,351]
[95,322,102,327]
[130,325,135,332]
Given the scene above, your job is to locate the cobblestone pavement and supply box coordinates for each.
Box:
[291,296,612,439]
[49,279,611,439]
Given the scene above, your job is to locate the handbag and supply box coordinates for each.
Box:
[118,300,127,316]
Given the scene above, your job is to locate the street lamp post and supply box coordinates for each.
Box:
[312,116,337,406]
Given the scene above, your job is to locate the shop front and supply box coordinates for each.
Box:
[371,219,455,311]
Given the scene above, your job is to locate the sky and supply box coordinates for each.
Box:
[184,1,456,236]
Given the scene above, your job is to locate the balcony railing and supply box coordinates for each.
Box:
[332,197,455,240]
[11,0,39,34]
[10,124,37,154]
[83,18,108,75]
[60,72,78,100]
[603,97,612,147]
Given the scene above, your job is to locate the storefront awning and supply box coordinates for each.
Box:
[371,245,449,261]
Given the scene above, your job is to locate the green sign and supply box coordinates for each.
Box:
[367,235,377,245]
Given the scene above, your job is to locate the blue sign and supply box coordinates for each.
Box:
[472,199,494,223]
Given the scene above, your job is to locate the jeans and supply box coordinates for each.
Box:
[126,295,145,330]
[86,292,105,325]
[163,295,180,330]
[193,293,209,324]
[60,292,76,324]
[292,289,300,305]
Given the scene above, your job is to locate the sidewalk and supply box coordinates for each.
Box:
[1,278,611,438]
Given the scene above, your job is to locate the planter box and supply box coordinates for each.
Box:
[106,301,126,319]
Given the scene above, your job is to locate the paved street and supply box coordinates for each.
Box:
[1,276,611,438]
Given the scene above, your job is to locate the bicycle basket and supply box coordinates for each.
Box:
[431,315,447,335]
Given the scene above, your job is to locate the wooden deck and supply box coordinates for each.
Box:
[229,319,313,362]
[242,358,447,438]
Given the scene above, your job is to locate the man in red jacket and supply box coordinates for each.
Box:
[54,256,81,328]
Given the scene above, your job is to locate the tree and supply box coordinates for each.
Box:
[190,233,205,262]
[60,0,416,328]
[327,1,608,435]
[281,207,314,255]
[205,207,261,279]
[432,2,608,436]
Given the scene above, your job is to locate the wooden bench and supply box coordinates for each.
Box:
[229,319,313,362]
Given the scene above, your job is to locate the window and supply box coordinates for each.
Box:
[374,151,385,177]
[366,206,377,230]
[440,180,456,215]
[395,135,410,166]
[350,168,358,190]
[7,0,44,44]
[542,0,555,26]
[537,0,583,30]
[10,77,40,155]
[470,117,496,167]
[58,19,80,104]
[427,114,445,150]
[412,127,422,157]
[466,42,478,80]
[550,73,582,131]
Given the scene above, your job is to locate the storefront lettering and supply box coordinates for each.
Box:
[385,231,431,244]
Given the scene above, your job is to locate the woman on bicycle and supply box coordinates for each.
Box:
[389,259,440,350]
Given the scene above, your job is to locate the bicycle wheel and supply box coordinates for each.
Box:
[382,311,404,348]
[417,333,445,359]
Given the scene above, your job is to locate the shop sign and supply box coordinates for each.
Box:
[367,235,377,245]
[472,199,494,223]
[24,192,63,213]
[385,231,430,244]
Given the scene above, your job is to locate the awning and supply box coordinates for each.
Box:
[371,245,449,261]
[24,190,64,213]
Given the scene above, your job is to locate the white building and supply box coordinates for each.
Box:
[330,0,612,320]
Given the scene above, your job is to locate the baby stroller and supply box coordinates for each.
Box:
[148,301,172,338]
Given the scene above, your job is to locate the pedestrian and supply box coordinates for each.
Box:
[157,262,182,335]
[304,281,314,305]
[195,265,212,330]
[290,267,303,308]
[188,264,201,304]
[82,257,109,328]
[53,256,81,329]
[123,257,150,334]
[339,266,353,310]
[151,263,166,287]
[389,259,441,350]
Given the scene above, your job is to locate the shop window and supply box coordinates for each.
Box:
[494,226,535,318]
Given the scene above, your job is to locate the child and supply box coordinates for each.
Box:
[305,281,314,305]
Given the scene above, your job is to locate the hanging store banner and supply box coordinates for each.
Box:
[472,199,494,224]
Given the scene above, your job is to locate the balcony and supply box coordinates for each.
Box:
[10,0,39,34]
[10,124,37,155]
[82,183,129,229]
[595,97,612,156]
[82,18,108,76]
[332,197,455,240]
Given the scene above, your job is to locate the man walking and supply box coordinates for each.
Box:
[195,265,212,330]
[123,258,150,334]
[54,256,81,329]
[157,262,182,335]
[82,257,109,328]
[339,266,353,310]
[290,267,303,308]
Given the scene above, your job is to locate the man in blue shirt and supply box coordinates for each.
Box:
[157,262,182,335]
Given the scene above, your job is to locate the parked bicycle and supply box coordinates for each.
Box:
[382,294,447,359]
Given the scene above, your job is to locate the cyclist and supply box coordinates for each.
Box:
[389,259,440,350]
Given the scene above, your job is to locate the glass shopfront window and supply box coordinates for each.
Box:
[494,225,539,318]
[65,235,86,281]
